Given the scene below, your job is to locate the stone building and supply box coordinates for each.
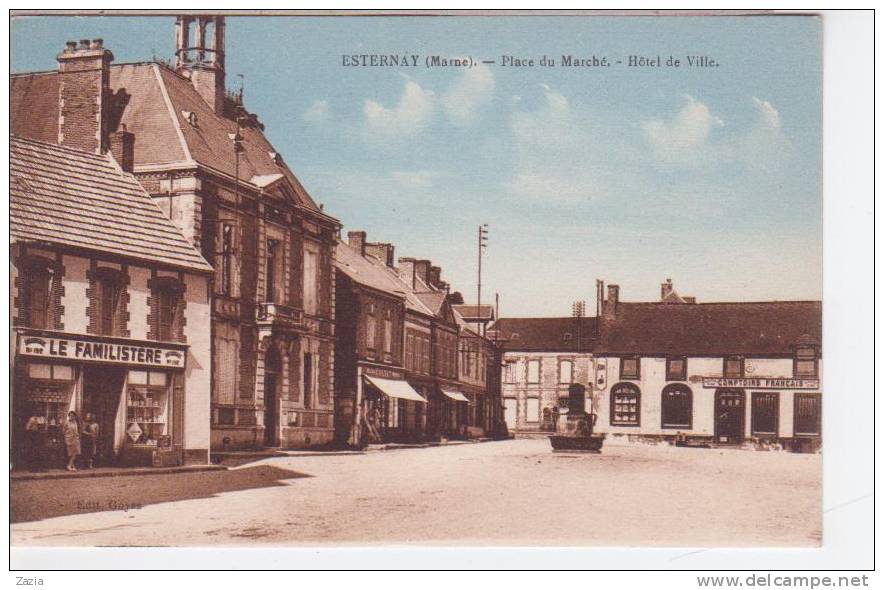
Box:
[11,18,341,450]
[490,316,597,434]
[11,135,213,468]
[593,281,823,450]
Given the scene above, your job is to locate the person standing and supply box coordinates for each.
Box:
[81,413,100,469]
[63,411,81,471]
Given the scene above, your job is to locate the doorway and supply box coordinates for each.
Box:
[263,348,281,447]
[504,398,517,430]
[82,366,126,463]
[715,389,745,443]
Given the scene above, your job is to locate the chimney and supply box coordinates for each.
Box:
[56,38,114,153]
[347,231,366,256]
[428,265,442,289]
[109,124,135,173]
[413,260,431,287]
[603,284,620,318]
[398,257,416,289]
[365,242,395,267]
[175,16,226,113]
[661,278,674,301]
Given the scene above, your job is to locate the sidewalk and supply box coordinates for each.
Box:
[11,463,226,481]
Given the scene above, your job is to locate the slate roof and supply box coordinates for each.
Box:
[335,241,434,316]
[11,62,326,215]
[10,135,213,273]
[597,301,822,356]
[490,317,599,352]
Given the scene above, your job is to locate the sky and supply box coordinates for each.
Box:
[11,15,822,316]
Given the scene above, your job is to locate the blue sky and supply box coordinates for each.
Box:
[11,15,822,316]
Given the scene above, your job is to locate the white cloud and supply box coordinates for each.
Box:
[643,95,724,163]
[442,65,495,127]
[391,170,437,189]
[364,80,435,140]
[752,96,781,129]
[302,99,330,124]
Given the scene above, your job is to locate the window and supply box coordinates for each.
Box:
[620,356,640,380]
[527,359,540,384]
[303,352,314,409]
[666,357,687,381]
[23,260,56,329]
[610,383,641,426]
[219,223,235,296]
[365,315,376,351]
[724,356,744,378]
[526,398,541,422]
[383,318,393,355]
[503,361,516,383]
[794,346,818,378]
[94,268,124,336]
[661,384,692,429]
[302,246,319,315]
[265,239,279,303]
[153,280,183,342]
[563,332,572,341]
[752,392,779,435]
[559,359,573,384]
[214,323,240,404]
[406,333,415,370]
[793,393,821,436]
[27,363,74,381]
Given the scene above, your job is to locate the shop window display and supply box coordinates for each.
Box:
[125,370,169,446]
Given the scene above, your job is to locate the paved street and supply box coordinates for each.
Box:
[11,438,821,547]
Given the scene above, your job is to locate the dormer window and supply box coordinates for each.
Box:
[794,346,818,378]
[181,110,198,127]
[269,151,283,166]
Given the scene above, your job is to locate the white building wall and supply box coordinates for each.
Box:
[61,255,89,334]
[594,355,823,441]
[183,272,212,454]
[127,266,151,340]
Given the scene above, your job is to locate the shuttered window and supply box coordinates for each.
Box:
[752,392,779,435]
[794,393,821,436]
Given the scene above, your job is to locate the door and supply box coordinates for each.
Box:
[83,366,126,461]
[263,348,281,447]
[504,398,517,430]
[715,389,745,443]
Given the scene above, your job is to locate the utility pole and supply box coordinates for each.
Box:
[477,224,489,336]
[572,300,586,352]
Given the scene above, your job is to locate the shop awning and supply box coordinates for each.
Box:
[440,388,471,403]
[364,375,427,403]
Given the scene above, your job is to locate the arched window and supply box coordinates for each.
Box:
[93,267,125,336]
[661,384,693,429]
[610,382,641,426]
[151,278,184,342]
[20,257,58,330]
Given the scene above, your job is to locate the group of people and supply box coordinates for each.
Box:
[24,411,101,471]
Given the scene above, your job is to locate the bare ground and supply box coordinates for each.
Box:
[11,438,821,547]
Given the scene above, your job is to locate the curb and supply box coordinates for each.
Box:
[11,464,227,482]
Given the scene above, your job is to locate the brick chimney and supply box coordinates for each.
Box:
[347,231,366,256]
[661,278,674,301]
[109,124,135,172]
[398,257,416,289]
[428,265,442,289]
[365,242,395,267]
[413,260,431,287]
[175,16,226,113]
[56,38,114,153]
[603,284,620,318]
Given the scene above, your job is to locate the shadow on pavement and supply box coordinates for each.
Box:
[11,465,311,524]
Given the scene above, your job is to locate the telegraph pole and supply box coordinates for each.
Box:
[572,299,586,351]
[477,224,489,336]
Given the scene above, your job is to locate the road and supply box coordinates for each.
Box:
[11,438,821,547]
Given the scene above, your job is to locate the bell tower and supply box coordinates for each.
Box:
[175,15,226,113]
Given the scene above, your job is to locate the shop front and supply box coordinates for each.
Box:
[13,329,189,470]
[362,372,427,444]
[438,387,470,438]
